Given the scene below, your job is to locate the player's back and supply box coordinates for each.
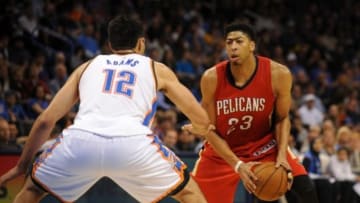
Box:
[68,53,156,136]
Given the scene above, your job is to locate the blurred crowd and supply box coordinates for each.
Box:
[0,0,359,202]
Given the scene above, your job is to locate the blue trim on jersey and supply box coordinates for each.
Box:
[142,101,158,126]
[34,134,63,165]
[152,135,184,172]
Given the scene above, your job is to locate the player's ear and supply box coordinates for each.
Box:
[108,41,115,52]
[135,37,146,54]
[250,41,256,52]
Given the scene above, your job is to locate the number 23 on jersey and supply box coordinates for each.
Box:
[227,115,254,135]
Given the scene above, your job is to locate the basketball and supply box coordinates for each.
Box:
[252,162,288,201]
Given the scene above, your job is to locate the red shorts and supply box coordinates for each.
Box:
[191,148,306,203]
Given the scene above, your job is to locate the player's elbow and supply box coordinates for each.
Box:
[36,112,56,129]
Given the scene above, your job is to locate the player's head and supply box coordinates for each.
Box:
[108,15,145,54]
[224,21,256,64]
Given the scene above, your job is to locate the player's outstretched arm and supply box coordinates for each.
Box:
[154,61,210,131]
[0,61,89,187]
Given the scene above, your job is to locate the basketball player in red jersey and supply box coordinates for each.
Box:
[185,22,319,203]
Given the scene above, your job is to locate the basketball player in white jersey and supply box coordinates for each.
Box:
[0,15,214,203]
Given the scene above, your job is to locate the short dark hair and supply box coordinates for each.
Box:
[108,15,144,50]
[224,22,256,41]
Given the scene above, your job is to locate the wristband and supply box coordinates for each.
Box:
[234,160,243,172]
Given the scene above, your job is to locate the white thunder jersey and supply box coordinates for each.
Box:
[69,53,157,136]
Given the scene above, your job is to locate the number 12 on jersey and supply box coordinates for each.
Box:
[102,69,137,97]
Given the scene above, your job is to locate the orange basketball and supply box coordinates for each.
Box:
[252,162,288,201]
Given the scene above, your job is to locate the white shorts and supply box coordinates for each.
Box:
[31,129,188,203]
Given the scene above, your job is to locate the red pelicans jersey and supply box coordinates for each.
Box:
[205,56,276,161]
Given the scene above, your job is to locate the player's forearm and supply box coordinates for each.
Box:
[17,116,54,171]
[205,130,241,168]
[274,117,290,156]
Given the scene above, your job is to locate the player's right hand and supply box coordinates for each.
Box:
[0,165,25,187]
[181,123,215,138]
[237,161,260,194]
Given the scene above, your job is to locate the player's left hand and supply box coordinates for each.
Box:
[275,155,293,190]
[0,165,25,187]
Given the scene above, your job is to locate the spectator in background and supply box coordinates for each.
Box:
[0,118,21,152]
[77,23,100,58]
[322,119,336,134]
[161,49,177,70]
[298,94,324,127]
[329,73,353,105]
[54,51,66,65]
[49,63,68,95]
[8,122,20,142]
[175,49,196,81]
[336,126,352,150]
[71,46,87,70]
[321,128,337,158]
[344,92,360,125]
[301,124,321,154]
[176,128,197,153]
[26,85,49,120]
[286,52,305,76]
[9,67,26,98]
[303,137,333,203]
[310,59,332,85]
[305,84,325,113]
[152,111,175,140]
[326,104,343,129]
[0,90,28,123]
[22,56,51,100]
[349,132,360,175]
[294,69,310,90]
[291,83,304,108]
[327,147,359,203]
[162,128,179,154]
[291,116,308,151]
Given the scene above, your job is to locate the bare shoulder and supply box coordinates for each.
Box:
[270,60,291,78]
[200,66,217,99]
[153,61,178,91]
[201,66,217,83]
[270,60,292,85]
[153,61,169,73]
[270,60,292,95]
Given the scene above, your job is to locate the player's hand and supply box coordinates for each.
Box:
[237,161,260,194]
[0,165,26,187]
[275,155,293,190]
[181,123,215,138]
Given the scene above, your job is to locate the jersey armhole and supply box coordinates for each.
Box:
[77,57,96,89]
[151,59,158,91]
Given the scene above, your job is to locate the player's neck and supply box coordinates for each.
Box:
[113,49,136,55]
[230,55,256,84]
